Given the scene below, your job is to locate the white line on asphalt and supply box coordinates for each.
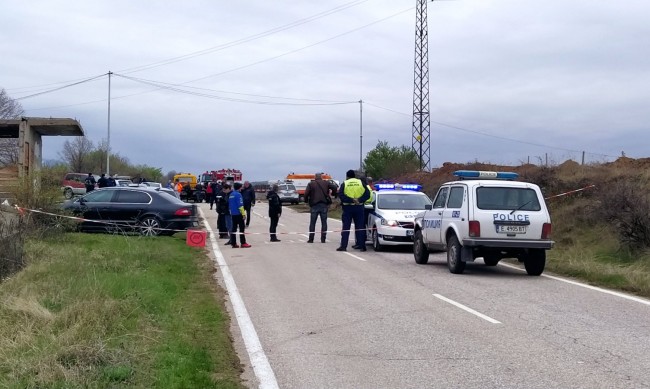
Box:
[499,262,650,306]
[344,252,367,261]
[199,208,279,389]
[433,293,501,324]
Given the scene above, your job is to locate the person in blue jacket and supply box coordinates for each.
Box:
[228,182,251,248]
[337,170,370,252]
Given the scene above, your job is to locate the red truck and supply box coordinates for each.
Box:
[199,169,243,185]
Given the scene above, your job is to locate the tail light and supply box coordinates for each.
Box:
[542,223,552,239]
[469,221,480,237]
[174,208,192,216]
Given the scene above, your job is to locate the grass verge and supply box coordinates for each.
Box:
[0,232,245,389]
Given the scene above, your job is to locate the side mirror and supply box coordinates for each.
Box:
[425,204,432,210]
[364,204,373,210]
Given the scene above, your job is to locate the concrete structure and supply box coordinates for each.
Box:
[0,117,84,201]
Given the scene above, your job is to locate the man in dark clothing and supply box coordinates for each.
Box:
[337,169,370,252]
[107,176,116,187]
[241,181,256,227]
[215,184,231,239]
[304,172,338,243]
[97,174,108,188]
[266,184,282,242]
[209,180,221,210]
[84,173,96,193]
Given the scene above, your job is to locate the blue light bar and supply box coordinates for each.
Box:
[453,170,518,180]
[375,183,422,191]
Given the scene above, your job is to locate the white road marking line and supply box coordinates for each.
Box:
[499,262,650,306]
[433,293,501,324]
[344,252,367,261]
[199,208,279,389]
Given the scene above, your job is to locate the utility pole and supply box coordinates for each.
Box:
[411,0,431,171]
[106,71,112,176]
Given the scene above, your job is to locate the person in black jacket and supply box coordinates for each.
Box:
[241,181,256,227]
[266,184,282,242]
[215,184,232,239]
[97,174,108,188]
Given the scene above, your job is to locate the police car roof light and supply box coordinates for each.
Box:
[375,183,422,191]
[453,170,518,180]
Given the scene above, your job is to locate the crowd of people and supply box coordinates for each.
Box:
[209,170,373,252]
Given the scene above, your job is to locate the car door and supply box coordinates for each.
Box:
[76,189,116,230]
[440,185,466,241]
[424,186,449,244]
[112,189,152,227]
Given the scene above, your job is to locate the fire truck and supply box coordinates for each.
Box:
[199,169,243,185]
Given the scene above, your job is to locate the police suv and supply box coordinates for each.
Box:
[413,171,553,275]
[365,183,433,251]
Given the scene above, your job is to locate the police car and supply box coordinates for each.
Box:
[365,183,433,251]
[413,170,554,276]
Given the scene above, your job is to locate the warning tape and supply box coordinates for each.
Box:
[545,184,596,200]
[10,205,375,237]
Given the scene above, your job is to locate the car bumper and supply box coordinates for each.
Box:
[376,226,414,245]
[462,238,554,249]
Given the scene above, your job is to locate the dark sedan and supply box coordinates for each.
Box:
[63,187,199,236]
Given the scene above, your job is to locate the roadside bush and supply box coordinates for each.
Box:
[595,178,650,250]
[0,170,73,281]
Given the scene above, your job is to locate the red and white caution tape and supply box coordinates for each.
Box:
[545,184,596,200]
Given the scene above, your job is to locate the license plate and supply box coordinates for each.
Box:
[406,230,414,236]
[497,225,527,234]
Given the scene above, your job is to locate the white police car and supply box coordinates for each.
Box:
[413,171,554,275]
[365,183,433,251]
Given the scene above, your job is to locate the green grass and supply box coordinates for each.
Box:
[0,233,246,389]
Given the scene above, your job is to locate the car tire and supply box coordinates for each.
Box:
[139,216,162,236]
[413,229,429,264]
[483,254,500,266]
[524,249,546,276]
[64,188,73,199]
[447,234,466,274]
[372,227,383,252]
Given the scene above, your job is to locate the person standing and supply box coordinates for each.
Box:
[304,172,337,243]
[228,182,251,248]
[337,170,370,252]
[215,183,231,238]
[266,184,282,242]
[97,173,108,188]
[84,173,96,193]
[205,179,214,206]
[209,180,221,211]
[241,181,256,227]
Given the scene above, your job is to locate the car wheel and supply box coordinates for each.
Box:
[139,216,162,236]
[413,229,429,264]
[447,234,466,274]
[372,227,383,252]
[483,254,500,266]
[524,249,546,276]
[64,188,73,199]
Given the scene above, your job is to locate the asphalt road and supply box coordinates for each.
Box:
[199,201,650,389]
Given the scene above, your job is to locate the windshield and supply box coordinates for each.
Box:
[377,193,432,210]
[200,174,212,182]
[476,187,541,211]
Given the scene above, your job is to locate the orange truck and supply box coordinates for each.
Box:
[285,172,334,202]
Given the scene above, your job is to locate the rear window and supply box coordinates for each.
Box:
[476,187,541,211]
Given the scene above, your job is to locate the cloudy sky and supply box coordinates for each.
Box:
[1,0,649,182]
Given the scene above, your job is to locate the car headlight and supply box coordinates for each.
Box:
[381,219,398,226]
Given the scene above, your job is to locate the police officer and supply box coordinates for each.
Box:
[337,170,370,252]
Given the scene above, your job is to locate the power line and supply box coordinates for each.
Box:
[119,0,372,74]
[114,73,358,106]
[365,101,620,159]
[14,74,108,101]
[6,0,371,92]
